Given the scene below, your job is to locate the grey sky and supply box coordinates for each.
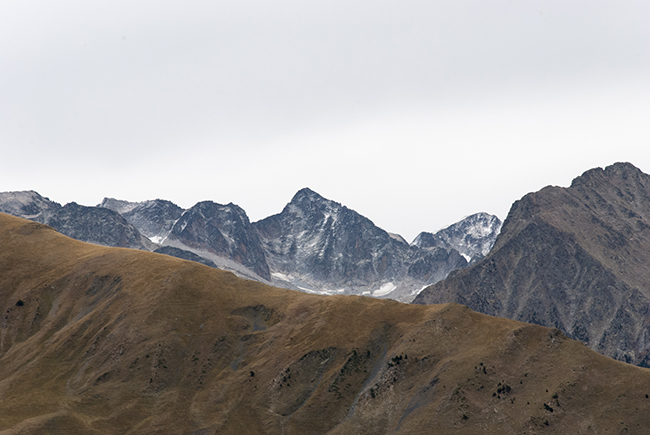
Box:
[2,0,649,241]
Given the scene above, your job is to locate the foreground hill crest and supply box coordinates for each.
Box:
[1,212,650,434]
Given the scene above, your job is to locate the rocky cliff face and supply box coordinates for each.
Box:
[413,212,502,264]
[414,162,650,366]
[254,188,467,300]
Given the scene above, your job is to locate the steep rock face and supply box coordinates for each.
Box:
[413,212,502,264]
[166,201,271,281]
[414,162,650,366]
[100,198,184,243]
[45,203,156,251]
[254,188,466,299]
[0,190,61,223]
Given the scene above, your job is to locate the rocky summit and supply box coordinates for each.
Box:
[2,212,650,434]
[414,162,650,367]
[253,188,468,300]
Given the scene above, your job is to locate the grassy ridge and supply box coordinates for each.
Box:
[1,213,649,434]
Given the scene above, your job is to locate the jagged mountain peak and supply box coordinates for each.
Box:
[254,188,468,299]
[290,187,326,202]
[285,188,345,218]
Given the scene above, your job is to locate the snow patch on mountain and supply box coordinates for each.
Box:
[374,282,396,296]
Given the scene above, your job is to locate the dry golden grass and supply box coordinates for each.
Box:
[1,212,650,434]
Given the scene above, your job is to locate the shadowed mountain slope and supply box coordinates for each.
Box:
[2,212,650,434]
[414,162,650,366]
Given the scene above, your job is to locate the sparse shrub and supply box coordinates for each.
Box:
[495,383,511,396]
[15,300,24,306]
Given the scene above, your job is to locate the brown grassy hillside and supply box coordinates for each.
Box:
[1,213,650,434]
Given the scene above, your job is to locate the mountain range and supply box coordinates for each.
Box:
[1,212,649,434]
[5,162,650,370]
[0,188,501,302]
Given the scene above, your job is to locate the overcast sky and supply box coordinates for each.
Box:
[1,0,648,242]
